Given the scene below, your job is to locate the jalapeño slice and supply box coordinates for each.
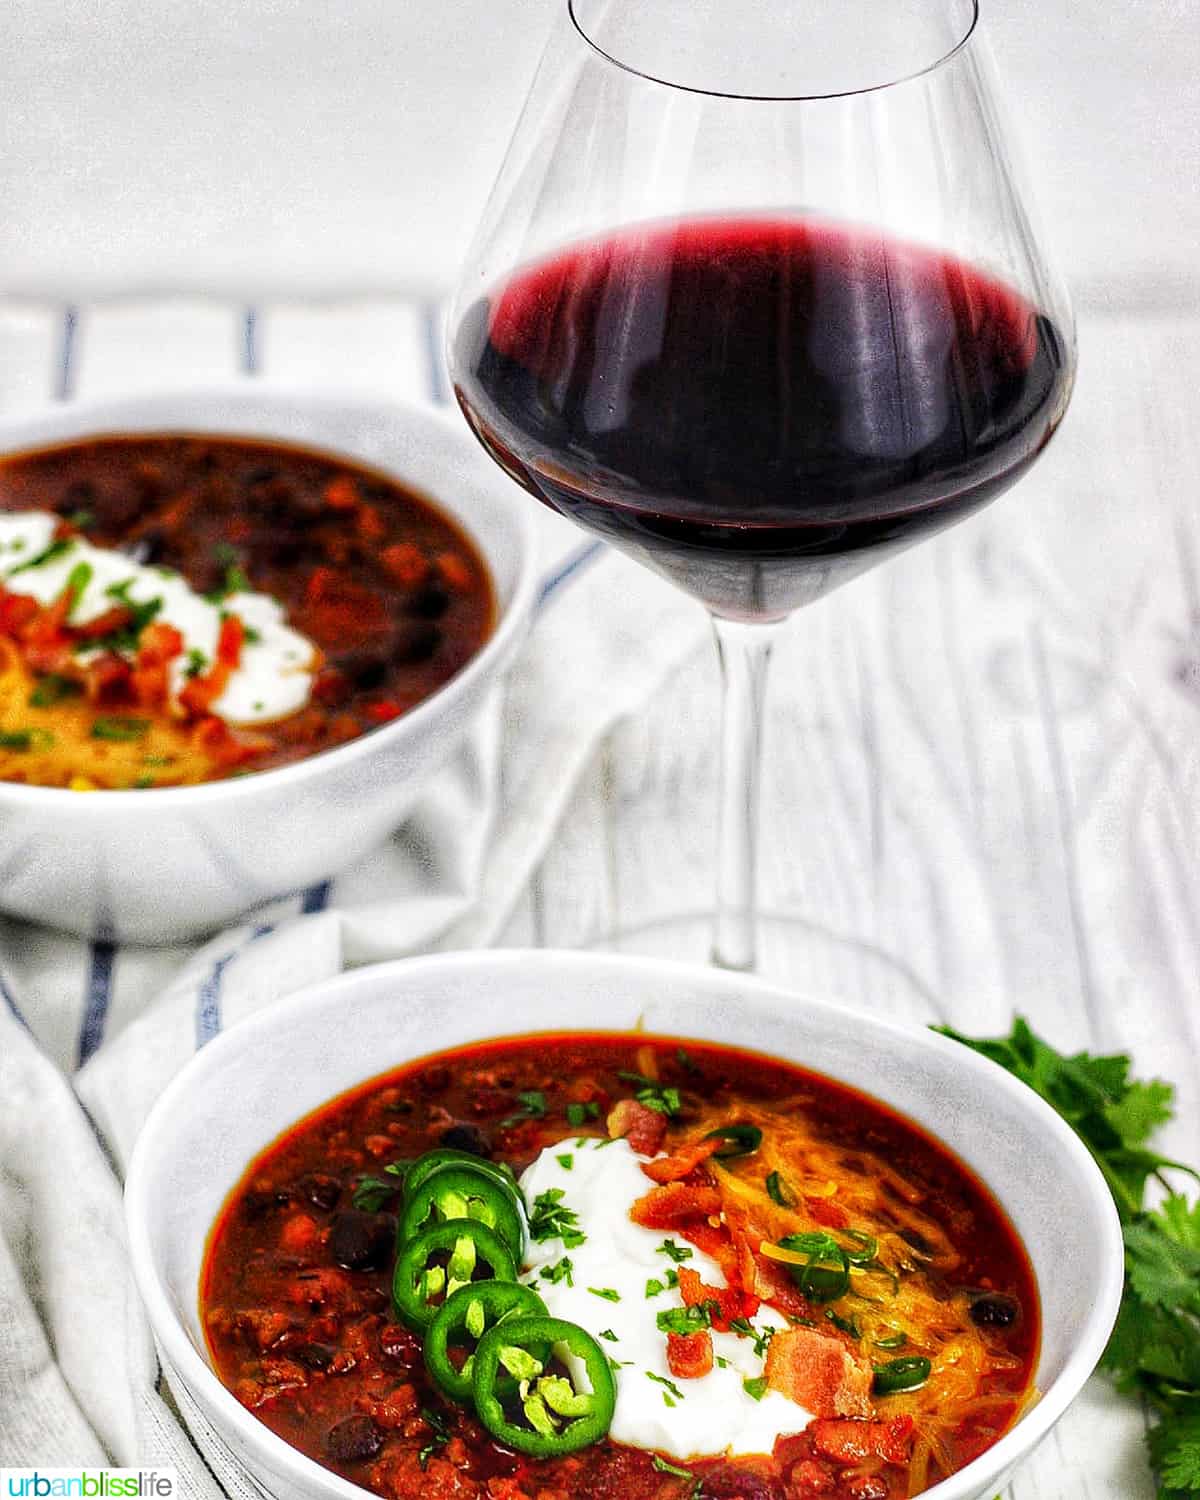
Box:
[392,1220,517,1333]
[472,1315,616,1458]
[400,1164,525,1259]
[425,1281,549,1403]
[403,1149,521,1205]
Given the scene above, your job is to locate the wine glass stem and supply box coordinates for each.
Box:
[711,615,780,972]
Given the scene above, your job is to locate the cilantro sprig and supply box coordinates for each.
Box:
[941,1017,1200,1497]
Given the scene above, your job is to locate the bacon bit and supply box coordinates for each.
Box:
[381,543,431,588]
[193,717,275,767]
[641,1137,722,1185]
[808,1416,914,1467]
[750,1251,816,1323]
[631,1182,722,1230]
[805,1196,850,1230]
[764,1328,874,1419]
[784,1459,836,1496]
[436,551,473,593]
[83,652,135,706]
[666,1329,713,1380]
[323,475,360,511]
[279,1213,321,1257]
[0,591,38,635]
[365,699,404,724]
[71,605,133,641]
[137,621,184,666]
[607,1098,668,1157]
[676,1266,752,1332]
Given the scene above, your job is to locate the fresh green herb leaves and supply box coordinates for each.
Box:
[588,1286,621,1303]
[645,1270,679,1299]
[540,1257,575,1288]
[417,1405,452,1470]
[63,560,93,613]
[729,1318,775,1359]
[28,673,83,707]
[618,1071,683,1119]
[941,1018,1200,1497]
[645,1371,685,1406]
[566,1101,601,1127]
[205,563,252,603]
[0,728,53,751]
[651,1455,702,1496]
[742,1376,768,1402]
[528,1188,586,1249]
[657,1239,694,1264]
[9,537,73,574]
[352,1176,397,1212]
[90,716,150,742]
[656,1301,719,1336]
[556,1153,574,1171]
[502,1090,547,1128]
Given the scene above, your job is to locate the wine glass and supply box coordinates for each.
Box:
[447,0,1075,971]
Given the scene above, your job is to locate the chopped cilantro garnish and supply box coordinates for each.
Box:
[618,1071,683,1118]
[652,1455,701,1495]
[539,1257,575,1287]
[184,648,209,679]
[29,674,83,707]
[645,1270,678,1298]
[9,537,73,574]
[502,1089,548,1127]
[566,1101,600,1127]
[205,563,252,602]
[352,1175,398,1211]
[657,1239,694,1264]
[646,1371,684,1405]
[597,1328,618,1342]
[656,1301,718,1336]
[528,1188,586,1248]
[417,1405,452,1470]
[742,1376,768,1402]
[0,728,53,751]
[588,1287,621,1303]
[556,1153,574,1171]
[63,560,93,613]
[729,1319,776,1359]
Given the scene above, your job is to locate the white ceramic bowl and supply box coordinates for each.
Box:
[0,388,537,943]
[125,949,1123,1500]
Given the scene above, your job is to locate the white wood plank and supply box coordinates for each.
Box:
[255,300,432,403]
[0,301,61,413]
[71,299,243,396]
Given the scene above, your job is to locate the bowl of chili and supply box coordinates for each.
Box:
[0,387,538,941]
[124,948,1123,1500]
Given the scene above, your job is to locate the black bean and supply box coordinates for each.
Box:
[326,1414,383,1464]
[295,1341,336,1370]
[297,1173,343,1212]
[335,652,389,691]
[391,621,441,665]
[439,1122,493,1158]
[329,1210,396,1270]
[969,1292,1021,1328]
[407,584,450,620]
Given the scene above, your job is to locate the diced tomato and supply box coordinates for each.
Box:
[323,475,359,511]
[436,551,473,592]
[763,1328,874,1419]
[676,1266,752,1332]
[216,612,245,668]
[666,1329,713,1380]
[381,543,430,588]
[630,1182,722,1230]
[808,1416,914,1467]
[641,1136,722,1185]
[607,1098,668,1156]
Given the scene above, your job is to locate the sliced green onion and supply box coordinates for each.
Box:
[704,1123,763,1159]
[873,1356,932,1394]
[766,1170,797,1207]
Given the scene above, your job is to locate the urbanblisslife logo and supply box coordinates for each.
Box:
[2,1473,177,1498]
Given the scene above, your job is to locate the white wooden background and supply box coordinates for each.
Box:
[1,289,1197,1498]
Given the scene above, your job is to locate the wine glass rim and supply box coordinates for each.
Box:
[567,0,981,102]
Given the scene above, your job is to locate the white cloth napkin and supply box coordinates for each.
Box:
[0,535,709,1481]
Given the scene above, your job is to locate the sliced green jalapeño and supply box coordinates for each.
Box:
[425,1281,549,1403]
[392,1220,517,1332]
[400,1164,526,1260]
[471,1315,617,1457]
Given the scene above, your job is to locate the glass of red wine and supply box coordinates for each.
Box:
[448,0,1075,971]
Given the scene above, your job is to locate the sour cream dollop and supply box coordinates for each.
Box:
[0,512,316,726]
[519,1137,813,1462]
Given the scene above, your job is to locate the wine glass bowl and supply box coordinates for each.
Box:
[448,0,1075,968]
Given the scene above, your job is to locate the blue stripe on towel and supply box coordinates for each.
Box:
[195,923,276,1049]
[243,307,260,374]
[57,306,78,401]
[0,969,31,1033]
[78,940,116,1065]
[536,541,605,611]
[423,302,449,405]
[300,880,332,914]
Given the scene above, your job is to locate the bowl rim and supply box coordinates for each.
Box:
[0,383,540,808]
[124,947,1126,1500]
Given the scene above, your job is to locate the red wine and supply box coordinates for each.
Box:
[453,217,1071,619]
